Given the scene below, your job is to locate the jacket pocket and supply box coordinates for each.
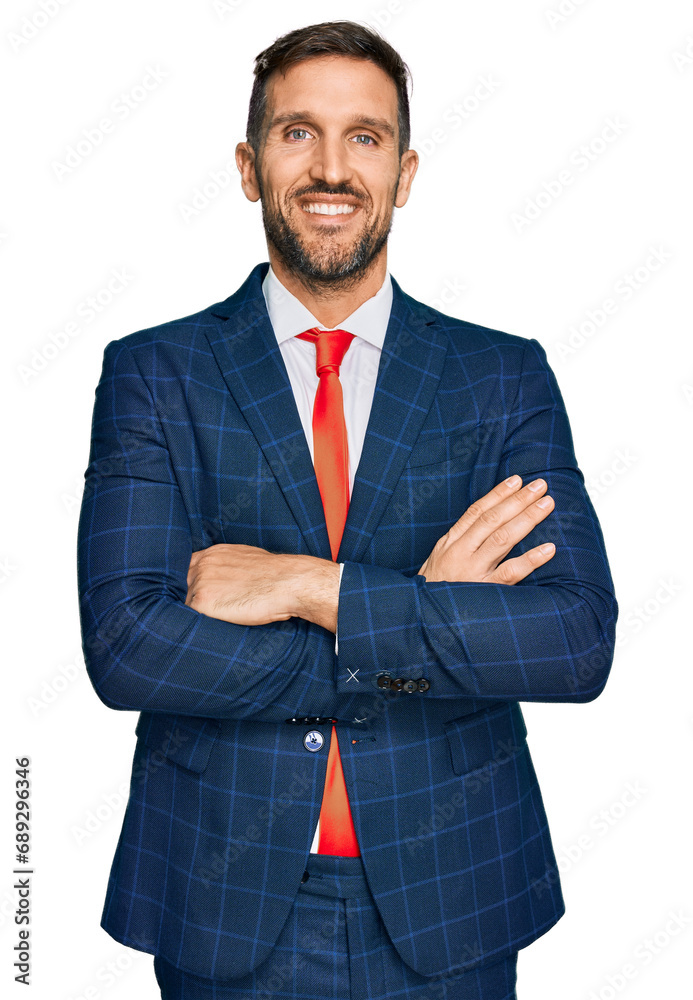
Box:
[135,712,221,774]
[444,701,527,777]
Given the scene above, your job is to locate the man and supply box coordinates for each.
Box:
[77,20,617,1000]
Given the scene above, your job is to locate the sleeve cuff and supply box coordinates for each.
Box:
[334,562,345,655]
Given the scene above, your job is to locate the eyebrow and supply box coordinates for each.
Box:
[267,111,396,141]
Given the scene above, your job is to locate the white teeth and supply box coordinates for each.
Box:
[302,203,356,215]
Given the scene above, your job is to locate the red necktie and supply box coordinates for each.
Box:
[296,326,360,857]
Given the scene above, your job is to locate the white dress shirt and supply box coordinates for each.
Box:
[261,263,393,852]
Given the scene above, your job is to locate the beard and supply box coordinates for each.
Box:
[257,176,396,292]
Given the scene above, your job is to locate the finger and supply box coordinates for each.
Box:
[446,474,525,542]
[485,541,556,585]
[458,478,550,552]
[187,549,202,586]
[473,491,555,565]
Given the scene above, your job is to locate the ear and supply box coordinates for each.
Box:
[236,141,261,203]
[394,148,419,209]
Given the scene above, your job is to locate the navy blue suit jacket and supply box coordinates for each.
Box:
[77,261,617,981]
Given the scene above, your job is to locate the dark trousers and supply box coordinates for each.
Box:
[154,853,518,999]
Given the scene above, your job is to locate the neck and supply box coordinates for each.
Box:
[268,249,388,328]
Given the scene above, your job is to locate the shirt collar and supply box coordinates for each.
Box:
[262,263,392,349]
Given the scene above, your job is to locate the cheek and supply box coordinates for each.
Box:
[369,181,397,213]
[265,191,293,223]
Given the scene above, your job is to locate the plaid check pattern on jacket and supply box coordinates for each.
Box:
[77,262,617,981]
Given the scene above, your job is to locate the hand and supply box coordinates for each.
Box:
[186,544,340,631]
[418,475,556,584]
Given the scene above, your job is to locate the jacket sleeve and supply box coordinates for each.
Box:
[335,337,618,703]
[77,338,343,721]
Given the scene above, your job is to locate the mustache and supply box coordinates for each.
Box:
[292,182,366,203]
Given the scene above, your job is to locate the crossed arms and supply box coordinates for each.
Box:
[77,336,618,721]
[185,474,558,632]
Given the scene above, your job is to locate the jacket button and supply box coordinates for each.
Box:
[418,678,430,692]
[403,679,418,693]
[376,674,392,689]
[303,731,324,752]
[391,677,404,691]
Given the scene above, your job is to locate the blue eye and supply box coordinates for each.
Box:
[288,128,309,140]
[354,134,375,145]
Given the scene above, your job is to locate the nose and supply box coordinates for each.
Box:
[308,132,353,189]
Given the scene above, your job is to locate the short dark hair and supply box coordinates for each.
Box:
[246,20,412,159]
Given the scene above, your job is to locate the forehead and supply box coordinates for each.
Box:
[265,54,399,122]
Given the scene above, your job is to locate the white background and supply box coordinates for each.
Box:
[2,1,692,998]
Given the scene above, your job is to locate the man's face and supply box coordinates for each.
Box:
[237,54,417,289]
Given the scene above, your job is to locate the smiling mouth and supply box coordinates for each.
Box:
[301,202,357,216]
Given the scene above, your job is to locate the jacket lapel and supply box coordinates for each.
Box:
[204,263,448,565]
[204,262,332,559]
[338,278,448,563]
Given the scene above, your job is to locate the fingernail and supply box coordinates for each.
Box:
[505,475,520,487]
[540,543,555,554]
[537,497,552,508]
[528,479,545,491]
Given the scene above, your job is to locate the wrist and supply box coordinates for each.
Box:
[285,554,340,632]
